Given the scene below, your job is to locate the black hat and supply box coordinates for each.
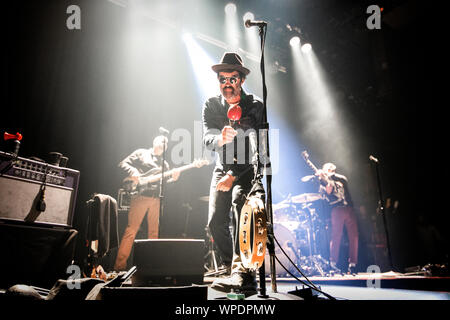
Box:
[211,52,250,76]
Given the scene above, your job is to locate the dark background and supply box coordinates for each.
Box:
[1,0,446,273]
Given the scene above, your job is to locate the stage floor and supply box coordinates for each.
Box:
[205,272,450,300]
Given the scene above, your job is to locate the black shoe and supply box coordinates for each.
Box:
[211,272,257,294]
[216,265,231,277]
[348,265,357,275]
[329,262,342,275]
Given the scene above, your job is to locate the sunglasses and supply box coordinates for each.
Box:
[218,76,240,84]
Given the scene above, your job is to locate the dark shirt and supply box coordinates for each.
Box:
[202,90,265,180]
[119,148,169,197]
[319,173,353,208]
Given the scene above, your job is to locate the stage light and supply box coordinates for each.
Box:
[289,36,300,47]
[182,33,218,103]
[301,43,312,53]
[225,3,236,15]
[182,32,193,43]
[243,12,254,22]
[224,3,239,51]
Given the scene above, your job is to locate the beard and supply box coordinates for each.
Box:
[222,86,240,101]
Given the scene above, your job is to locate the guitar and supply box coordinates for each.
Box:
[301,150,321,176]
[123,159,209,194]
[301,151,345,205]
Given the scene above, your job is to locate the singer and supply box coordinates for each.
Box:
[114,135,181,271]
[202,52,265,294]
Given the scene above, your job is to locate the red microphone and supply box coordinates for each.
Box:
[4,132,22,141]
[227,104,242,128]
[4,132,22,155]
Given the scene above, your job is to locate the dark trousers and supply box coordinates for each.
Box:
[207,167,253,267]
[329,206,359,265]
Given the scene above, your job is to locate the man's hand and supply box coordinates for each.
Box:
[315,169,327,180]
[218,126,237,147]
[315,169,333,194]
[216,173,236,192]
[167,168,181,183]
[128,175,140,185]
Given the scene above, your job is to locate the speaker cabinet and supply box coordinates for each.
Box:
[0,220,78,289]
[132,239,205,287]
[0,151,80,227]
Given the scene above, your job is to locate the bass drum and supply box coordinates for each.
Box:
[264,223,299,277]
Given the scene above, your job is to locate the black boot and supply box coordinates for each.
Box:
[347,263,357,275]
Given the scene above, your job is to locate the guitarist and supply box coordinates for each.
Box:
[114,135,180,271]
[317,162,358,274]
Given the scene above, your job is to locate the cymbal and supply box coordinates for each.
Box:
[290,193,323,203]
[199,196,209,202]
[301,174,316,182]
[272,202,293,211]
[274,220,301,232]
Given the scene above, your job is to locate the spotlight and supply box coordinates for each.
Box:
[289,36,300,47]
[182,32,193,43]
[301,43,312,53]
[225,3,236,15]
[243,12,254,22]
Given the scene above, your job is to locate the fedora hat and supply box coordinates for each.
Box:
[211,52,250,76]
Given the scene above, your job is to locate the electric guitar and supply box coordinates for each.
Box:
[301,151,320,176]
[301,151,344,204]
[302,151,333,186]
[123,158,209,194]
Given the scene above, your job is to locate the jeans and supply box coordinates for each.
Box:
[114,195,160,271]
[207,167,253,273]
[329,206,359,265]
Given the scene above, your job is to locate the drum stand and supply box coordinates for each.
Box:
[303,204,326,276]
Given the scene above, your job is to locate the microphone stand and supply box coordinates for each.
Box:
[245,22,310,301]
[371,158,394,271]
[254,23,277,297]
[158,136,168,238]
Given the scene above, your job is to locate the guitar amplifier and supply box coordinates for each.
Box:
[0,151,80,227]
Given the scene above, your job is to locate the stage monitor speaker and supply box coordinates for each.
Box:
[132,239,205,287]
[0,151,80,227]
[0,220,78,289]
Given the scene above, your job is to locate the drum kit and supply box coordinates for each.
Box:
[201,191,336,277]
[270,192,333,277]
